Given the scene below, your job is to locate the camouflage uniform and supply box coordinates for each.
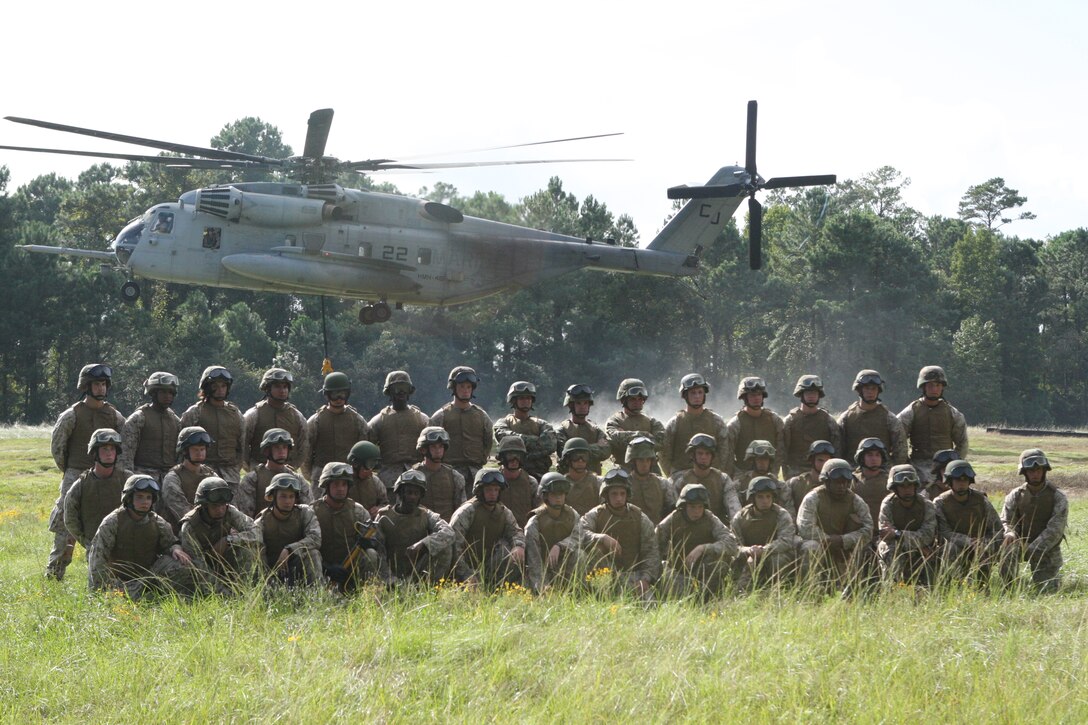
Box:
[254,503,323,584]
[179,504,260,593]
[668,467,742,524]
[494,414,557,481]
[581,500,661,591]
[450,498,525,585]
[555,419,610,475]
[933,487,1003,581]
[305,403,369,483]
[244,399,309,473]
[121,403,181,483]
[63,466,132,550]
[782,406,841,478]
[657,494,738,597]
[161,461,217,532]
[565,471,603,517]
[237,463,313,519]
[838,402,908,466]
[796,477,874,583]
[374,503,455,585]
[999,479,1068,591]
[368,404,430,489]
[606,409,665,466]
[897,399,969,485]
[430,402,494,483]
[786,471,820,524]
[731,499,796,589]
[179,400,245,484]
[499,469,540,528]
[724,409,786,478]
[524,502,585,593]
[877,470,937,584]
[87,506,194,598]
[661,409,729,476]
[628,469,675,526]
[312,496,382,585]
[733,470,794,518]
[411,460,467,523]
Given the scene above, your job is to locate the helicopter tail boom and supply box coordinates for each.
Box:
[646,165,746,255]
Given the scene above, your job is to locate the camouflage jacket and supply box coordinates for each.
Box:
[877,493,937,552]
[796,487,873,551]
[730,504,796,556]
[87,507,180,590]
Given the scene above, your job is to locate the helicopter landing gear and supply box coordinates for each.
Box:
[359,301,392,325]
[120,280,141,304]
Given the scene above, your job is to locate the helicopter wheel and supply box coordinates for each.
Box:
[359,304,376,325]
[120,280,141,304]
[373,301,392,323]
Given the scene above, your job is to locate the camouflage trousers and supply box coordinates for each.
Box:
[877,540,936,585]
[733,548,796,591]
[45,467,84,579]
[387,544,453,587]
[907,458,937,485]
[450,464,482,487]
[998,542,1063,592]
[799,539,877,589]
[324,548,381,592]
[456,540,523,588]
[190,542,262,595]
[938,538,1002,585]
[92,554,197,600]
[524,539,583,594]
[262,547,323,587]
[661,556,733,598]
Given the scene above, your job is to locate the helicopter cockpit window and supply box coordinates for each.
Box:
[358,243,371,258]
[417,248,432,265]
[202,227,221,250]
[152,211,174,234]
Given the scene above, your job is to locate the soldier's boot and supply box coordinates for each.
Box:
[46,533,76,580]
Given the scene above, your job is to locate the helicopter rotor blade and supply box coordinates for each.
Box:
[0,144,273,170]
[4,116,273,163]
[749,196,763,270]
[347,158,631,172]
[762,174,838,190]
[745,100,758,180]
[667,183,746,200]
[302,109,334,160]
[396,132,624,161]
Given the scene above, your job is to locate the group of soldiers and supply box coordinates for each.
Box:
[46,361,1069,599]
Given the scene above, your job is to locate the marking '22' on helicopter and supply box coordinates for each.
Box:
[3,102,834,323]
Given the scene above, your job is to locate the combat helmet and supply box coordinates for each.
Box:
[265,472,305,501]
[931,449,959,476]
[886,464,921,492]
[319,462,355,489]
[176,426,213,458]
[259,367,293,393]
[497,435,527,464]
[598,467,631,498]
[87,428,123,458]
[322,371,351,399]
[616,378,650,401]
[416,426,451,451]
[260,428,294,452]
[676,482,710,508]
[944,460,976,483]
[394,469,429,496]
[563,384,595,407]
[122,474,161,509]
[625,435,658,464]
[199,366,233,397]
[347,441,381,471]
[744,439,776,463]
[1018,448,1051,475]
[807,440,837,460]
[194,476,234,505]
[472,468,508,497]
[793,374,824,399]
[561,437,591,460]
[852,369,884,395]
[383,370,415,396]
[506,381,537,407]
[820,458,855,482]
[916,365,948,390]
[747,476,778,501]
[77,363,112,395]
[143,371,179,396]
[737,376,768,400]
[854,437,888,467]
[447,366,479,391]
[539,472,572,497]
[679,373,710,398]
[685,433,717,459]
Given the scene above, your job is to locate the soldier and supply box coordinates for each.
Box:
[244,368,309,473]
[781,375,842,478]
[661,373,728,476]
[179,366,245,485]
[304,371,370,484]
[161,426,218,532]
[450,469,526,588]
[851,437,891,532]
[495,435,540,527]
[797,459,874,586]
[558,437,603,516]
[668,434,742,525]
[430,366,493,483]
[346,440,388,519]
[657,483,738,598]
[877,465,937,584]
[367,370,430,492]
[624,436,675,525]
[493,381,557,480]
[786,440,837,524]
[897,366,969,484]
[254,472,322,586]
[374,469,455,586]
[837,369,907,466]
[724,377,786,478]
[411,426,467,522]
[524,472,585,593]
[731,477,796,590]
[581,468,661,599]
[933,460,1002,584]
[923,449,959,501]
[554,384,611,474]
[46,363,126,580]
[312,462,383,592]
[237,428,312,520]
[120,371,181,483]
[733,439,793,515]
[606,378,665,468]
[63,429,132,560]
[178,477,260,594]
[999,449,1069,592]
[87,474,195,598]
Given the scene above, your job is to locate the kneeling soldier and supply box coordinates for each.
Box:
[238,428,312,519]
[346,440,388,519]
[313,462,383,592]
[63,429,132,561]
[933,460,1002,584]
[582,468,661,599]
[657,483,738,598]
[877,465,937,585]
[411,427,467,522]
[451,469,526,588]
[999,449,1069,592]
[161,426,218,532]
[374,470,455,586]
[524,472,585,593]
[625,436,675,526]
[179,477,260,594]
[797,459,874,587]
[255,473,322,586]
[731,476,796,590]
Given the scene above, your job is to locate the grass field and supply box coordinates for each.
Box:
[2,427,1086,721]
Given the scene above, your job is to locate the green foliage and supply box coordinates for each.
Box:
[958,177,1037,230]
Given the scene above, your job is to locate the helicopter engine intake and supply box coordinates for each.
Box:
[196,187,336,228]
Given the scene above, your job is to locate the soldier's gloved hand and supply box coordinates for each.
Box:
[684,544,706,568]
[548,544,562,568]
[749,544,765,562]
[826,535,844,554]
[407,541,425,561]
[509,545,525,566]
[213,537,230,557]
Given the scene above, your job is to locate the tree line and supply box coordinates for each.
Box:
[0,117,1085,428]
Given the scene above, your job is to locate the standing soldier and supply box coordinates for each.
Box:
[305,371,369,484]
[877,465,937,584]
[255,473,322,586]
[87,475,194,598]
[837,369,907,466]
[733,440,793,515]
[923,449,959,501]
[661,374,728,476]
[524,472,585,594]
[161,427,217,532]
[796,459,874,587]
[121,371,181,484]
[494,381,557,480]
[657,483,738,598]
[312,462,382,592]
[786,440,837,523]
[668,434,742,525]
[581,469,661,599]
[374,469,455,586]
[933,460,1002,584]
[367,370,430,493]
[179,477,260,594]
[237,429,312,520]
[346,440,388,519]
[450,469,526,588]
[47,363,126,580]
[897,366,969,484]
[63,429,132,562]
[781,375,841,478]
[999,449,1069,592]
[557,437,602,516]
[495,435,540,527]
[554,384,611,474]
[179,366,245,485]
[731,477,796,590]
[724,377,786,478]
[411,427,467,523]
[430,366,493,483]
[244,368,309,473]
[624,436,675,526]
[606,378,665,468]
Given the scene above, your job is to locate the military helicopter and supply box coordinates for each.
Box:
[3,102,834,324]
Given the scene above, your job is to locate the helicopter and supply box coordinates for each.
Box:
[3,102,834,324]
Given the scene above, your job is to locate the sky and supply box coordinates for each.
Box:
[2,1,1085,244]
